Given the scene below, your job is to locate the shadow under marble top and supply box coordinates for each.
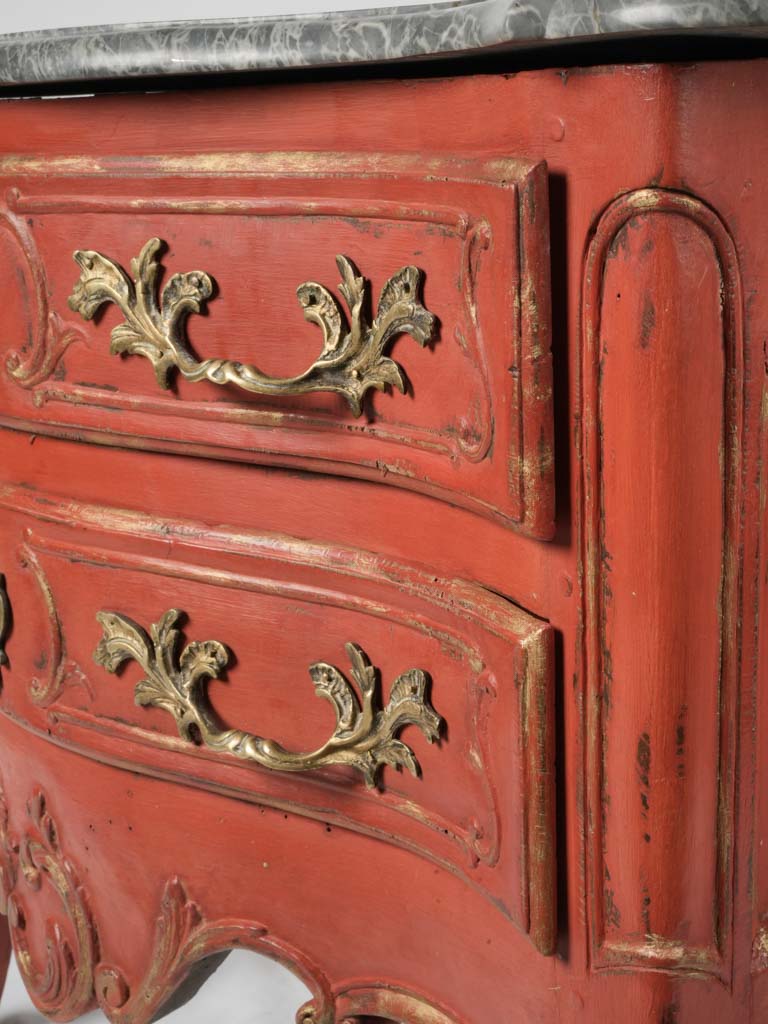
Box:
[0,0,767,88]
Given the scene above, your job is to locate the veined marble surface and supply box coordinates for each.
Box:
[0,0,767,86]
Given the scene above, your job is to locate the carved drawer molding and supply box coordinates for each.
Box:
[0,152,554,536]
[93,609,442,788]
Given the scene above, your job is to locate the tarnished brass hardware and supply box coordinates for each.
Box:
[0,574,9,668]
[93,609,441,787]
[67,239,436,416]
[0,784,97,1019]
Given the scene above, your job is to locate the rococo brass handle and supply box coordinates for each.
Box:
[93,609,442,787]
[67,238,436,416]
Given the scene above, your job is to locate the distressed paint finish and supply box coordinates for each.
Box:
[581,191,743,978]
[0,921,9,1007]
[0,59,765,1024]
[0,480,555,951]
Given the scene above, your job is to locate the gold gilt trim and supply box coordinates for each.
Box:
[97,875,335,1024]
[327,983,461,1024]
[2,203,86,389]
[0,784,97,1019]
[67,239,436,416]
[96,878,255,1021]
[94,609,442,788]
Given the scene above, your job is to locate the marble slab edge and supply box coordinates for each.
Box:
[0,0,767,87]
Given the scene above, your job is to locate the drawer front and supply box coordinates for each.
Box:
[0,481,556,954]
[0,151,553,536]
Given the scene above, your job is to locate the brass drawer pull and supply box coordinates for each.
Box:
[67,238,436,416]
[94,608,442,787]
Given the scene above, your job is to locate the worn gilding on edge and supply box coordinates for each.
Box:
[0,781,98,1019]
[329,982,464,1024]
[0,779,337,1023]
[752,926,768,972]
[93,607,442,788]
[579,187,745,978]
[0,151,541,185]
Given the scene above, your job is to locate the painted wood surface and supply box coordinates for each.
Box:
[0,154,553,536]
[0,58,765,1024]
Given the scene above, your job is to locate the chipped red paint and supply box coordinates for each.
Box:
[0,57,765,1024]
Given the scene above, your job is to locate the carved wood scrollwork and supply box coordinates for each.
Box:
[1,201,86,389]
[16,544,91,708]
[0,782,98,1020]
[328,983,462,1024]
[93,608,442,787]
[67,239,436,416]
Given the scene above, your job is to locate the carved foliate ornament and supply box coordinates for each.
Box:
[94,608,441,787]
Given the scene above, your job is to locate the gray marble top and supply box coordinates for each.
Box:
[0,0,767,88]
